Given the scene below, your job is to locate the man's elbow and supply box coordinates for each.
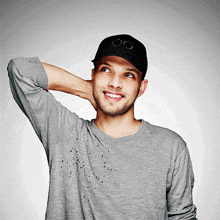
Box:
[7,59,17,79]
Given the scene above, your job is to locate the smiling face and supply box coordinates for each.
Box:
[92,56,148,117]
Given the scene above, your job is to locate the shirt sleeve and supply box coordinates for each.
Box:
[167,144,197,219]
[7,57,78,159]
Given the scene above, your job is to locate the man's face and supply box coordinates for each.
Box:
[92,56,148,117]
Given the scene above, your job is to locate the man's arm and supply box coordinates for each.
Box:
[167,145,197,219]
[41,62,97,110]
[7,57,96,157]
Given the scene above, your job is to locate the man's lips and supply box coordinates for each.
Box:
[103,91,124,102]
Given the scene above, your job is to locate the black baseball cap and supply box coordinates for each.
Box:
[92,34,148,78]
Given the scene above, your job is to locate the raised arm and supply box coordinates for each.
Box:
[7,57,96,157]
[41,62,97,109]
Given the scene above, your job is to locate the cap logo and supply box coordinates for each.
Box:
[112,39,133,50]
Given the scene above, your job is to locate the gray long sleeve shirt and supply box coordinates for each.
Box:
[7,57,197,219]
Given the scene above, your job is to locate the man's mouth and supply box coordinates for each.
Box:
[103,91,124,101]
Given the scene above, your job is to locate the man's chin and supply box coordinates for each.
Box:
[98,105,133,118]
[94,93,135,117]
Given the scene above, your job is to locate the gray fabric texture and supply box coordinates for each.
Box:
[7,57,197,220]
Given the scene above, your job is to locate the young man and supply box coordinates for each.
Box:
[8,34,197,219]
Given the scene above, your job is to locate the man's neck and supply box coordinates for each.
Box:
[94,112,142,138]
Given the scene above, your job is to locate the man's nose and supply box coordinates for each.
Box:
[108,75,122,89]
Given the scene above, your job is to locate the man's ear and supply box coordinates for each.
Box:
[138,79,148,97]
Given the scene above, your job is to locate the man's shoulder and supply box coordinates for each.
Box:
[142,120,186,149]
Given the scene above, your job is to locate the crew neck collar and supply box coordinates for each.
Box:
[88,119,149,144]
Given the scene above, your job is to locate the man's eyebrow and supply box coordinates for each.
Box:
[99,62,112,67]
[99,62,140,75]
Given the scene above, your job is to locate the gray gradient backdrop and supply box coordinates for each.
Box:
[1,0,220,219]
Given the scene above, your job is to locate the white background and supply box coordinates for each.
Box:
[1,0,220,219]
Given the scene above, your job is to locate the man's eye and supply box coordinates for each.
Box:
[101,67,110,72]
[125,73,135,78]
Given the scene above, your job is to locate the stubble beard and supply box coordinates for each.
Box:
[93,89,139,117]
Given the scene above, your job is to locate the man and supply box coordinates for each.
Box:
[8,34,197,219]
